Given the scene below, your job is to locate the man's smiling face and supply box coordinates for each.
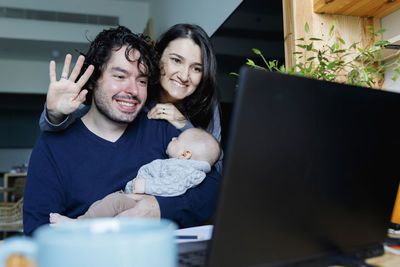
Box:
[93,45,148,124]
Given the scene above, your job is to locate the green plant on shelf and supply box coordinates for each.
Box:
[231,21,400,89]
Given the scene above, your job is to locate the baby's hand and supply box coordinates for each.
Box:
[132,176,146,193]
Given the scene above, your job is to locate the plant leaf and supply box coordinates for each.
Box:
[307,61,313,73]
[268,60,276,69]
[375,28,386,35]
[367,25,374,33]
[305,22,310,33]
[246,59,255,66]
[327,62,336,70]
[349,42,358,49]
[362,69,369,82]
[252,48,261,55]
[329,20,336,36]
[393,72,400,81]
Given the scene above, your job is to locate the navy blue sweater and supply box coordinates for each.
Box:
[23,112,221,235]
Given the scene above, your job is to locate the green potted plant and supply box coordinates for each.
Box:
[232,21,400,89]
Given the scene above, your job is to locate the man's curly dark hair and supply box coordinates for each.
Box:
[78,26,159,105]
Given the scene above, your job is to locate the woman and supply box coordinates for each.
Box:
[39,24,223,173]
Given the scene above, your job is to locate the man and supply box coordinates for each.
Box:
[23,26,220,235]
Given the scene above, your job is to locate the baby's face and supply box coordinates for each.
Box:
[166,132,191,158]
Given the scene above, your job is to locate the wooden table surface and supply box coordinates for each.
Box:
[366,252,400,266]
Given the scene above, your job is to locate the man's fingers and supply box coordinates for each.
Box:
[69,55,85,81]
[76,65,94,89]
[76,89,88,104]
[61,54,72,79]
[49,60,56,83]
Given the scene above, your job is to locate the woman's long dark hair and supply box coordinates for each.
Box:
[154,24,219,130]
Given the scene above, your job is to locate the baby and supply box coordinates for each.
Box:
[50,128,221,223]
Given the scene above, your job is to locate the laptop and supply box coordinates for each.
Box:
[179,68,400,267]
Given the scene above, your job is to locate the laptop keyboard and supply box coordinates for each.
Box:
[178,249,207,267]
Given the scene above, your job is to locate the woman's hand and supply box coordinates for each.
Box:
[46,54,94,124]
[147,103,187,129]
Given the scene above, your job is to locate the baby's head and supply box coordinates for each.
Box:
[166,128,221,166]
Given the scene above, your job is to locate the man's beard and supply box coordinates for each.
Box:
[93,90,142,124]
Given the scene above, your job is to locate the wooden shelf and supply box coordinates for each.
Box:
[314,0,400,18]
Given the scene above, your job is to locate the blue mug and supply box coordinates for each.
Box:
[0,218,177,267]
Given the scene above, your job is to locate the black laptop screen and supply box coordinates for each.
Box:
[208,68,400,266]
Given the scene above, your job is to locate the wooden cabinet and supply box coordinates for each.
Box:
[2,173,27,203]
[314,0,400,18]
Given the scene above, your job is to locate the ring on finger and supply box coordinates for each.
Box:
[60,75,68,79]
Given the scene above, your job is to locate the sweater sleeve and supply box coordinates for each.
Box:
[208,104,223,174]
[23,137,66,235]
[208,104,222,143]
[39,104,89,132]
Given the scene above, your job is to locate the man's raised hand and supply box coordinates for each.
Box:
[46,54,94,124]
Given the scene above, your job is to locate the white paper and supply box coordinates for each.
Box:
[174,225,213,243]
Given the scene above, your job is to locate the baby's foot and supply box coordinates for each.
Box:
[49,212,75,224]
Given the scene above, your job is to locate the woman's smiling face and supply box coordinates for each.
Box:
[159,38,203,103]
